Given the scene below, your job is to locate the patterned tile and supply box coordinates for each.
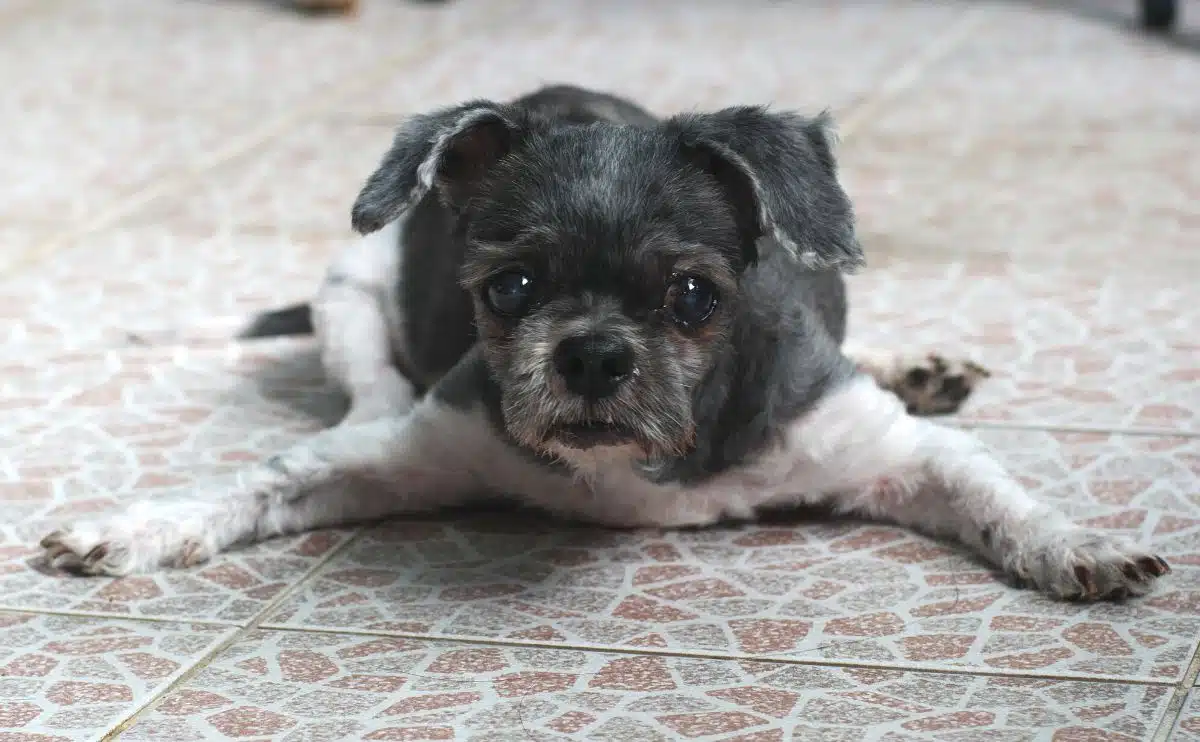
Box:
[0,612,232,742]
[337,0,971,118]
[1172,689,1200,741]
[0,227,337,351]
[128,121,395,238]
[838,2,1200,270]
[0,344,350,622]
[265,429,1200,681]
[128,0,973,240]
[120,630,1172,741]
[844,262,1198,432]
[0,0,506,224]
[0,223,55,273]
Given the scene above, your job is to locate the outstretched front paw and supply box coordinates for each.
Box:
[40,517,211,577]
[1002,525,1170,601]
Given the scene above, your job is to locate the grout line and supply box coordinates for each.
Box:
[953,418,1200,439]
[0,1,512,280]
[835,4,991,139]
[98,529,366,741]
[1153,691,1189,742]
[250,622,1181,687]
[0,605,241,628]
[1152,649,1200,742]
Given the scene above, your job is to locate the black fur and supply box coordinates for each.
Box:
[259,84,862,481]
[237,302,313,338]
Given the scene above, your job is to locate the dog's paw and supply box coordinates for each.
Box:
[40,518,211,577]
[886,353,991,416]
[1003,526,1170,601]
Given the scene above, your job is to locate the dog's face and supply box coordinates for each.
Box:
[351,91,862,464]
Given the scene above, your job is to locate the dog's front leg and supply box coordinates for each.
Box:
[40,391,496,576]
[799,377,1170,600]
[313,218,415,425]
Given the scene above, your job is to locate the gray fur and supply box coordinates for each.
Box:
[347,84,860,481]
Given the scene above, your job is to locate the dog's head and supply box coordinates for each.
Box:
[351,93,861,464]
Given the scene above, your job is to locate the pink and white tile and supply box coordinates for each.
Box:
[1171,689,1200,741]
[118,629,1173,741]
[337,0,973,120]
[0,227,336,352]
[0,612,232,742]
[1,343,350,622]
[0,0,508,224]
[845,262,1198,433]
[838,2,1200,270]
[126,121,396,239]
[264,429,1200,681]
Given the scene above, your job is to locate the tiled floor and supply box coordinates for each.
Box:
[1,0,1197,739]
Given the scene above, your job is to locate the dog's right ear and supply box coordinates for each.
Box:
[351,101,522,235]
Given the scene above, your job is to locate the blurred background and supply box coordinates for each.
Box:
[2,2,1199,741]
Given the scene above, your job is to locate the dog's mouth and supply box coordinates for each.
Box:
[549,421,639,449]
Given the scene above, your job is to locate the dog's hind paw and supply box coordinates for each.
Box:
[844,345,991,416]
[888,353,991,416]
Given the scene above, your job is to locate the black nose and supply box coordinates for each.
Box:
[553,333,635,400]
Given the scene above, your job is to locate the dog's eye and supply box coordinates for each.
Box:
[665,275,719,328]
[485,270,536,317]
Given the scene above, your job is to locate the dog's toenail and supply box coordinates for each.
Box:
[84,544,108,562]
[1137,556,1168,576]
[1073,565,1096,595]
[905,368,931,386]
[1120,562,1144,581]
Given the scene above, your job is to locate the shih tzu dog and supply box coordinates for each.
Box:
[40,85,1169,601]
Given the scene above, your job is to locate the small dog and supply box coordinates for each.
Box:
[41,85,1169,601]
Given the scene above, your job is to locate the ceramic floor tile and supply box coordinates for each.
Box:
[0,612,233,742]
[336,0,970,119]
[0,223,56,273]
[838,1,1200,271]
[0,0,510,225]
[126,0,975,239]
[127,121,395,238]
[844,262,1198,433]
[118,629,1172,741]
[264,429,1200,681]
[1171,689,1200,741]
[0,227,340,352]
[0,97,244,226]
[1,344,351,622]
[0,0,484,117]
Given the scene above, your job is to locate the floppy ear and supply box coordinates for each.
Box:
[351,100,522,235]
[667,107,864,271]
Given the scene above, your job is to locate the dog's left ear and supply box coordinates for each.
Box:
[351,100,522,235]
[667,107,864,271]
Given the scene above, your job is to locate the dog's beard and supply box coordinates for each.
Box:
[499,369,695,463]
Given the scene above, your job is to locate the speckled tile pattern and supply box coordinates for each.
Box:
[118,631,1173,742]
[2,0,1198,740]
[0,612,233,742]
[0,229,342,350]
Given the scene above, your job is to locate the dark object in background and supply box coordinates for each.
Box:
[1140,0,1178,30]
[290,0,449,12]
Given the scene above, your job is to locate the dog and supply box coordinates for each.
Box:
[40,84,1169,601]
